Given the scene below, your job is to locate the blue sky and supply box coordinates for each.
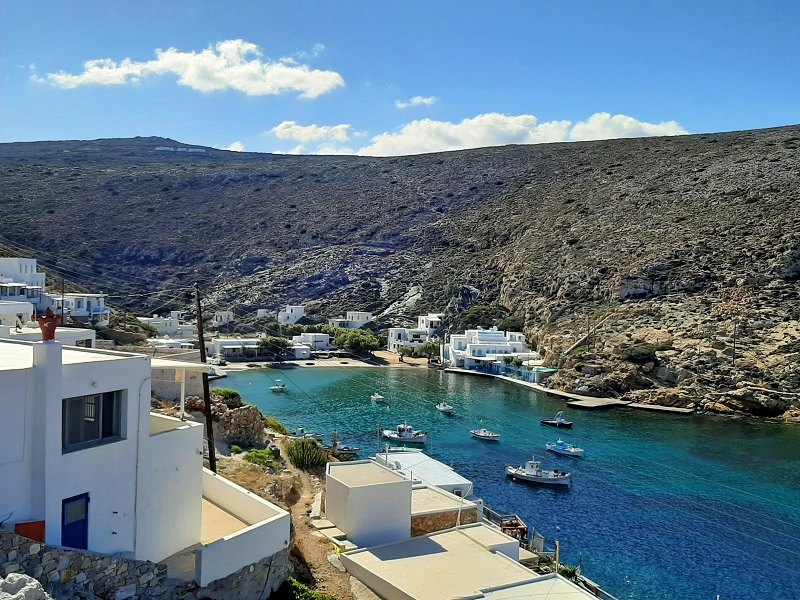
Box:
[1,1,798,155]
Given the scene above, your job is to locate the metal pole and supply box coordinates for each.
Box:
[195,283,217,473]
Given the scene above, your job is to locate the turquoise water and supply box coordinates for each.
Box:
[213,367,800,599]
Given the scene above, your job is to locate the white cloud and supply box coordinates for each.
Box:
[356,113,571,156]
[39,39,344,98]
[395,95,438,109]
[226,141,245,152]
[269,120,351,143]
[569,112,687,141]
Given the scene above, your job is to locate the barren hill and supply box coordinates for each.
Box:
[0,128,798,417]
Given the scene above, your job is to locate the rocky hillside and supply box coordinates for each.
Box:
[0,128,798,417]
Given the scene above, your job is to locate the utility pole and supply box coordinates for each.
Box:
[195,283,217,473]
[60,277,65,326]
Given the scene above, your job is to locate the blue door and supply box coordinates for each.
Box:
[61,493,89,549]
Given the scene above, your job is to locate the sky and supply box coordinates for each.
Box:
[1,1,798,156]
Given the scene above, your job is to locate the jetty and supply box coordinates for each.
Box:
[444,368,694,415]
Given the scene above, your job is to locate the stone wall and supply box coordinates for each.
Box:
[411,508,478,537]
[179,546,292,600]
[0,530,166,599]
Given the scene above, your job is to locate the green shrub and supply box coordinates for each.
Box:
[273,578,337,600]
[244,449,276,468]
[264,416,289,435]
[211,388,241,401]
[286,438,329,471]
[558,564,578,580]
[229,444,243,455]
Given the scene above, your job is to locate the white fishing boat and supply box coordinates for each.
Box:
[291,427,323,441]
[435,401,454,415]
[506,456,571,486]
[270,379,288,393]
[470,428,500,442]
[371,392,389,406]
[546,439,584,458]
[382,423,427,444]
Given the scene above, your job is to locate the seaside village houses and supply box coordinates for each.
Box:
[0,330,291,596]
[387,313,443,353]
[328,310,373,330]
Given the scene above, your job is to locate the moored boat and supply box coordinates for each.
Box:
[270,379,288,393]
[506,456,571,486]
[540,410,573,428]
[371,392,389,406]
[470,428,501,442]
[546,439,584,458]
[382,423,427,444]
[435,401,454,414]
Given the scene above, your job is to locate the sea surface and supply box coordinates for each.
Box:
[213,366,800,600]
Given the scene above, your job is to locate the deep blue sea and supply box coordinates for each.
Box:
[213,366,800,600]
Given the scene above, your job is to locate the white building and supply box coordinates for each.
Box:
[328,311,373,330]
[441,327,537,370]
[0,258,46,309]
[137,311,196,338]
[0,323,95,348]
[212,311,234,327]
[0,339,290,588]
[374,450,473,497]
[207,338,260,360]
[0,300,34,328]
[387,313,442,353]
[326,461,412,548]
[291,332,331,351]
[53,293,110,329]
[277,305,305,325]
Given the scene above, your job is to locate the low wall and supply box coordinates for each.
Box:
[183,546,292,600]
[0,530,167,599]
[196,469,291,587]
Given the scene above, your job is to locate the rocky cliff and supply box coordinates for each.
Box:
[0,127,798,417]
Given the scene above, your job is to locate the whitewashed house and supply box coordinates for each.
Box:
[53,293,110,329]
[387,313,442,353]
[328,311,373,330]
[208,338,260,360]
[291,332,331,351]
[0,339,290,587]
[212,311,234,327]
[0,300,34,328]
[441,327,537,370]
[0,258,47,309]
[277,305,305,325]
[137,311,196,338]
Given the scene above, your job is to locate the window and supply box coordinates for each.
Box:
[62,391,124,453]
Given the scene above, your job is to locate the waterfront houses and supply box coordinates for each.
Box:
[441,326,539,370]
[322,460,593,600]
[0,338,290,588]
[386,312,443,353]
[137,310,197,338]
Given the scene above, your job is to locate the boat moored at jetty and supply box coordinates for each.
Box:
[382,423,427,444]
[540,410,573,429]
[506,456,571,486]
[470,428,501,442]
[546,439,584,458]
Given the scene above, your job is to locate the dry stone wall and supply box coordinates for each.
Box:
[411,508,478,537]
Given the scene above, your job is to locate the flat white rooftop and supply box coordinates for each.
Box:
[0,340,142,371]
[374,451,472,490]
[341,524,535,600]
[411,486,476,516]
[328,461,407,487]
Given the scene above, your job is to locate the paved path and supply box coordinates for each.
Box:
[444,368,694,415]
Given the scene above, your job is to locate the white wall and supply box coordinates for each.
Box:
[135,414,203,562]
[347,483,411,547]
[196,469,290,586]
[42,352,151,556]
[325,475,350,534]
[0,368,34,526]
